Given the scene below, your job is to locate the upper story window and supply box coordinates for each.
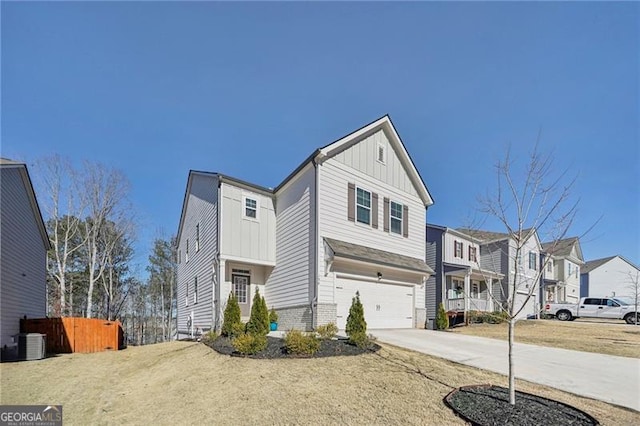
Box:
[193,276,198,304]
[186,239,190,263]
[376,142,386,164]
[547,261,552,272]
[185,278,189,306]
[567,262,573,277]
[177,250,181,264]
[529,252,537,270]
[356,187,371,225]
[390,201,402,234]
[244,197,258,219]
[454,241,463,258]
[195,224,200,252]
[469,246,477,262]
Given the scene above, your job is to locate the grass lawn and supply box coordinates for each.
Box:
[449,319,640,358]
[1,341,637,425]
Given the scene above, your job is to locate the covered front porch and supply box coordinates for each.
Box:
[443,264,503,320]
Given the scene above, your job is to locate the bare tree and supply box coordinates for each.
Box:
[472,143,579,404]
[34,156,87,316]
[81,162,132,318]
[625,270,640,325]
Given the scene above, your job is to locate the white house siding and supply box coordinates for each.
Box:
[509,235,541,319]
[1,168,47,348]
[219,183,276,264]
[176,174,218,337]
[266,164,315,312]
[317,144,426,329]
[332,129,419,198]
[584,257,639,300]
[443,232,481,266]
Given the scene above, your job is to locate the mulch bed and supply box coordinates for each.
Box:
[204,336,380,359]
[445,385,599,426]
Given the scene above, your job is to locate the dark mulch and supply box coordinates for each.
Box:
[204,336,380,359]
[445,385,599,426]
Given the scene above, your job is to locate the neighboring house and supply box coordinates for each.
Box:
[176,116,434,337]
[580,255,640,301]
[454,228,543,320]
[0,159,51,353]
[540,237,584,304]
[425,224,503,327]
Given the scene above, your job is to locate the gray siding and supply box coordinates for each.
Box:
[176,174,218,337]
[425,226,443,327]
[480,240,509,303]
[1,167,48,348]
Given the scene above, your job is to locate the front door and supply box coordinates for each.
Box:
[232,273,250,317]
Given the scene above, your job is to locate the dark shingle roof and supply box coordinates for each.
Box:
[581,256,617,274]
[456,228,535,243]
[541,237,579,257]
[324,237,434,274]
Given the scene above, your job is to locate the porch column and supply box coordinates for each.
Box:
[464,269,471,319]
[487,279,494,312]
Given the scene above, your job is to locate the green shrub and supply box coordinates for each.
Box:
[436,303,449,330]
[346,291,367,346]
[349,331,371,349]
[247,288,269,336]
[222,292,241,337]
[230,322,246,338]
[202,329,219,344]
[269,307,278,324]
[284,329,320,355]
[232,333,267,355]
[467,310,509,324]
[315,323,338,340]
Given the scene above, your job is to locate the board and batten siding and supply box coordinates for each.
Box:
[266,164,315,308]
[177,173,219,335]
[443,232,481,266]
[332,129,419,197]
[317,156,426,306]
[219,183,276,264]
[1,167,48,348]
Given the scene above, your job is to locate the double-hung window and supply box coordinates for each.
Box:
[469,246,477,262]
[186,239,190,263]
[193,276,198,304]
[356,187,371,225]
[195,224,200,252]
[390,201,402,234]
[454,241,463,258]
[529,252,537,270]
[244,197,257,219]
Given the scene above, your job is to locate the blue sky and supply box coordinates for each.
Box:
[2,2,638,274]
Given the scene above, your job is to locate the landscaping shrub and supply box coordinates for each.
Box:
[315,323,338,340]
[467,310,509,324]
[269,307,278,324]
[222,292,241,337]
[246,288,269,336]
[436,302,449,330]
[230,322,246,338]
[232,333,267,355]
[284,329,320,355]
[202,329,219,344]
[346,291,367,346]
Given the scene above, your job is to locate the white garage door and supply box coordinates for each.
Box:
[514,292,536,320]
[335,278,414,329]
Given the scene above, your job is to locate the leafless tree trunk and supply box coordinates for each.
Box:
[626,271,640,326]
[472,142,582,404]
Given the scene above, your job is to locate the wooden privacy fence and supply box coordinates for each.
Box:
[20,317,124,354]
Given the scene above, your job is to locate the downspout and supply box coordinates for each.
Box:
[311,156,320,330]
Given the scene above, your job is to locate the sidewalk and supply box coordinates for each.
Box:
[371,329,640,411]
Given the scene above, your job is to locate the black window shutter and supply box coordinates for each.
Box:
[383,197,390,232]
[347,183,355,222]
[371,193,379,229]
[402,205,409,237]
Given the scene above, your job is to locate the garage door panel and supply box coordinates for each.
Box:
[336,279,413,329]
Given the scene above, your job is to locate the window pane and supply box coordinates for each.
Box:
[391,217,401,234]
[390,202,402,219]
[357,206,370,224]
[246,198,256,209]
[246,207,256,218]
[356,188,370,208]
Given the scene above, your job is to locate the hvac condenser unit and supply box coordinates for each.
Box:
[17,333,46,361]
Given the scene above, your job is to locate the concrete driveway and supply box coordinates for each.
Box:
[371,329,640,411]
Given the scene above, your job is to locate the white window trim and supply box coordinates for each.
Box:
[232,269,250,304]
[355,186,371,226]
[376,141,386,165]
[195,224,200,252]
[389,200,403,235]
[193,276,198,304]
[529,252,537,270]
[185,239,190,263]
[243,195,259,221]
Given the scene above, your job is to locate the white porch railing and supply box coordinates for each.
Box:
[446,298,491,312]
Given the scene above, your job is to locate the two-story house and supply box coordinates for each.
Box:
[176,116,434,337]
[453,228,543,320]
[541,237,584,304]
[581,255,640,301]
[1,159,51,355]
[425,224,504,327]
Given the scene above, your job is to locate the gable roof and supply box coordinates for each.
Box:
[581,255,640,274]
[0,158,52,250]
[541,237,584,262]
[456,227,539,246]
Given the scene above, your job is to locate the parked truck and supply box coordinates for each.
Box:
[545,297,639,324]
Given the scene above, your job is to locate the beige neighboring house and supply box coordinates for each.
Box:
[0,158,51,355]
[176,116,435,336]
[541,237,584,304]
[580,255,640,301]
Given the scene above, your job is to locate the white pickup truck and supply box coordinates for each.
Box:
[545,297,639,324]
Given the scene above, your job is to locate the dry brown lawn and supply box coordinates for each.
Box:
[2,341,638,425]
[449,319,640,358]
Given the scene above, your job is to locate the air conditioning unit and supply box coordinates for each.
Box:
[17,333,46,361]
